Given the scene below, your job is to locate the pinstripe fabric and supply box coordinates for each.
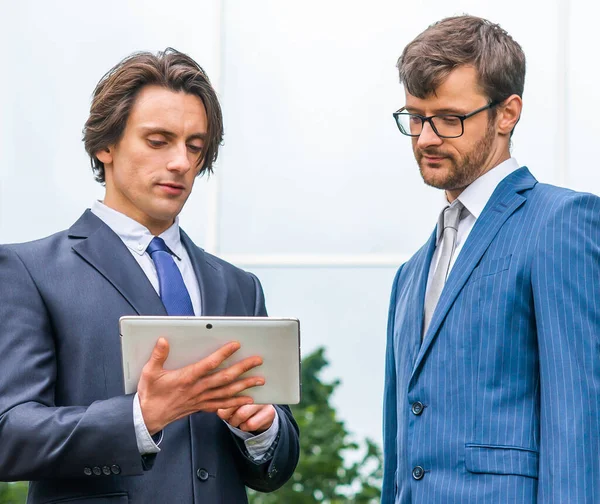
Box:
[382,167,600,503]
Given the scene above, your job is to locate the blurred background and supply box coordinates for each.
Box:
[1,0,599,501]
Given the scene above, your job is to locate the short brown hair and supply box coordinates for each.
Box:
[83,48,223,183]
[397,15,526,104]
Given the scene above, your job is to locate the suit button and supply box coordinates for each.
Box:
[411,401,424,416]
[84,467,92,476]
[197,468,209,481]
[102,466,111,476]
[412,466,425,480]
[111,465,121,475]
[92,466,102,476]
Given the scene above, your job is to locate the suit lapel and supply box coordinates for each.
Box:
[391,230,438,383]
[411,167,537,378]
[180,230,227,316]
[69,210,167,316]
[406,230,437,352]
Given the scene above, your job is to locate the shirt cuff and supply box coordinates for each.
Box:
[225,410,280,461]
[133,392,162,455]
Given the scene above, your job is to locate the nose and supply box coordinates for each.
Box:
[166,144,192,173]
[416,120,443,149]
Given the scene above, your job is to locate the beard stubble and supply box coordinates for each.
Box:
[416,120,496,191]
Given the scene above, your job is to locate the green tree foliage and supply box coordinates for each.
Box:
[0,482,28,504]
[249,347,382,504]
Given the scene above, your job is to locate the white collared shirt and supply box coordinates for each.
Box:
[90,201,279,460]
[425,158,520,296]
[90,201,202,314]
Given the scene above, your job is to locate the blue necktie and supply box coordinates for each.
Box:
[146,237,195,316]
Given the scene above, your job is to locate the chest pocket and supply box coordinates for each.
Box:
[470,254,512,281]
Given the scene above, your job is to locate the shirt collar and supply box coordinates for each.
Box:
[435,157,520,243]
[456,157,520,219]
[90,200,183,259]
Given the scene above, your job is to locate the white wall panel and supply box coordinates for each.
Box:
[252,265,398,445]
[218,0,562,257]
[566,1,600,194]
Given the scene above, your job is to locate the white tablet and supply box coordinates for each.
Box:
[119,316,301,404]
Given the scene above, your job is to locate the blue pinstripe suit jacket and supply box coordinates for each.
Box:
[382,167,600,503]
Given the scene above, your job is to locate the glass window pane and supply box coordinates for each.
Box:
[247,265,400,445]
[567,1,600,194]
[218,1,563,255]
[0,0,220,243]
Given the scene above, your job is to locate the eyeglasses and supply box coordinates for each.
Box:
[393,101,499,139]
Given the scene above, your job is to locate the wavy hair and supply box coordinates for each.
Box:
[83,48,223,183]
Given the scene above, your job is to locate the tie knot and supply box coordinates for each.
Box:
[146,237,170,256]
[443,201,464,230]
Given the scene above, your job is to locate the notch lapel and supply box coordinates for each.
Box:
[180,230,227,316]
[410,167,537,379]
[69,210,167,316]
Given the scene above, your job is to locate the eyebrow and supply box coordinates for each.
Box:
[140,127,207,142]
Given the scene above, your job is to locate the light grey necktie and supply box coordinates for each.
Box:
[423,201,464,336]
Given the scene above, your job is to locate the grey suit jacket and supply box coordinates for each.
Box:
[0,210,299,504]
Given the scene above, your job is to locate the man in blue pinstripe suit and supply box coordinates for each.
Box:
[383,15,600,503]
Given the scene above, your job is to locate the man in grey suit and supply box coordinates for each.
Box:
[0,48,299,503]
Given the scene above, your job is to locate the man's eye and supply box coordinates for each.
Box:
[188,144,203,153]
[148,139,166,147]
[440,116,460,125]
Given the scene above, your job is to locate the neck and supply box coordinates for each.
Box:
[101,197,175,236]
[445,149,511,202]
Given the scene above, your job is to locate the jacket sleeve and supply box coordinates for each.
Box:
[381,264,403,504]
[226,272,300,492]
[0,246,146,480]
[532,193,600,503]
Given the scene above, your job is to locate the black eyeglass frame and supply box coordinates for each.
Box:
[393,101,500,139]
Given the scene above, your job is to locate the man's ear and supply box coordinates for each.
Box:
[95,147,113,165]
[497,94,522,136]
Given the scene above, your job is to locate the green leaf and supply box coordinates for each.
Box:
[249,347,382,503]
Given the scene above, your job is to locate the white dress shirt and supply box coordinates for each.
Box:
[90,201,279,461]
[425,158,520,296]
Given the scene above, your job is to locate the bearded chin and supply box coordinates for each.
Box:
[417,123,495,191]
[419,155,472,191]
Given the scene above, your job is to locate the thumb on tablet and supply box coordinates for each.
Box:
[149,337,169,369]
